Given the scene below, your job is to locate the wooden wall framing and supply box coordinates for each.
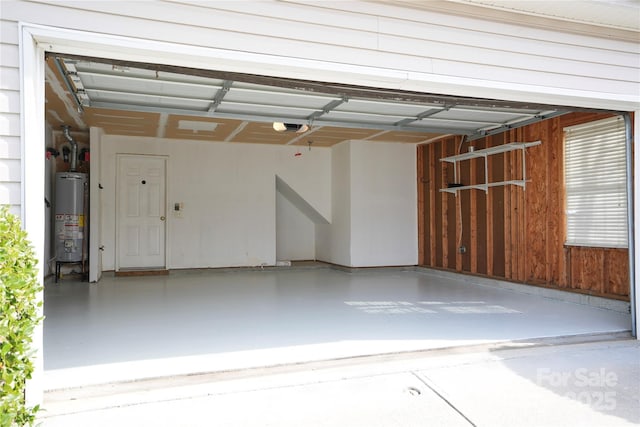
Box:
[417,112,630,300]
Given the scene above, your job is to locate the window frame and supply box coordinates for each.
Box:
[563,116,628,249]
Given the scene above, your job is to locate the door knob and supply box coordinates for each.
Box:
[160,216,165,221]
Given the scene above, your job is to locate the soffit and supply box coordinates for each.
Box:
[382,0,640,42]
[45,55,566,146]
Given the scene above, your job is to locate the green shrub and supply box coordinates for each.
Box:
[0,206,42,426]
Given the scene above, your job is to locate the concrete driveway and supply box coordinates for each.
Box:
[41,338,639,426]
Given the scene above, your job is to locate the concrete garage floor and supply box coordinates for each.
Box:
[43,266,631,391]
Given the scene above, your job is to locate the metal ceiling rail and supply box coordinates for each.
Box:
[86,100,471,135]
[50,54,587,139]
[307,98,348,123]
[467,110,567,141]
[49,53,603,113]
[209,80,232,113]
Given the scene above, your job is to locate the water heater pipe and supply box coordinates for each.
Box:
[62,125,78,172]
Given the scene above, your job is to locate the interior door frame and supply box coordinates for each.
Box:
[114,153,168,272]
[89,127,103,282]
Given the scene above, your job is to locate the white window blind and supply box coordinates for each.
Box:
[564,116,627,248]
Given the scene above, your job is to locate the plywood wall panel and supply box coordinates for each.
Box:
[605,249,629,297]
[417,112,630,300]
[571,247,605,294]
[524,122,548,283]
[547,118,564,286]
[516,128,527,282]
[490,134,506,278]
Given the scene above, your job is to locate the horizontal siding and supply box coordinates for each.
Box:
[0,67,19,90]
[0,112,20,136]
[0,159,21,181]
[0,182,21,205]
[1,0,636,99]
[0,89,19,113]
[0,17,20,210]
[0,136,21,159]
[0,43,19,69]
[378,16,639,68]
[305,0,639,52]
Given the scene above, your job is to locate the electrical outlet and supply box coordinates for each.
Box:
[458,246,467,254]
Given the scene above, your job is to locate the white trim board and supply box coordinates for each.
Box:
[23,23,640,111]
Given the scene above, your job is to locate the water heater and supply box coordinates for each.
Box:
[55,172,87,262]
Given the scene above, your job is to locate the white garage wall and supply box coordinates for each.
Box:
[276,191,316,262]
[350,141,417,267]
[99,136,416,269]
[316,142,351,266]
[315,141,418,267]
[99,135,331,270]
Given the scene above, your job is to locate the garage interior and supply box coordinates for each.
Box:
[42,54,633,389]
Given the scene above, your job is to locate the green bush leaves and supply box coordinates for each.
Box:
[0,207,42,426]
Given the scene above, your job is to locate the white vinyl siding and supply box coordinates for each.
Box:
[0,1,638,108]
[0,18,21,215]
[564,116,628,248]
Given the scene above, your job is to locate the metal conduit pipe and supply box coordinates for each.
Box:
[62,125,78,172]
[623,113,636,337]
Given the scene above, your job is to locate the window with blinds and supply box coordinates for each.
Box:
[564,116,627,248]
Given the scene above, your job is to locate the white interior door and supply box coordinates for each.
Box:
[117,155,167,270]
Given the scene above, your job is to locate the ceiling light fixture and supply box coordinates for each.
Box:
[273,122,309,133]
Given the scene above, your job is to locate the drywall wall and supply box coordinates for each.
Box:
[276,191,315,261]
[316,142,351,266]
[315,140,418,267]
[350,141,418,266]
[98,135,416,270]
[99,135,331,270]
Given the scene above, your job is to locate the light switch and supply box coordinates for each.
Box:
[173,202,183,217]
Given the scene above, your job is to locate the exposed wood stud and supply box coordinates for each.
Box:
[429,143,437,267]
[504,132,513,280]
[470,147,478,274]
[417,146,425,265]
[417,112,630,300]
[486,135,494,276]
[441,141,450,268]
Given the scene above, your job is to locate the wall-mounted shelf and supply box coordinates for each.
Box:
[439,141,541,195]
